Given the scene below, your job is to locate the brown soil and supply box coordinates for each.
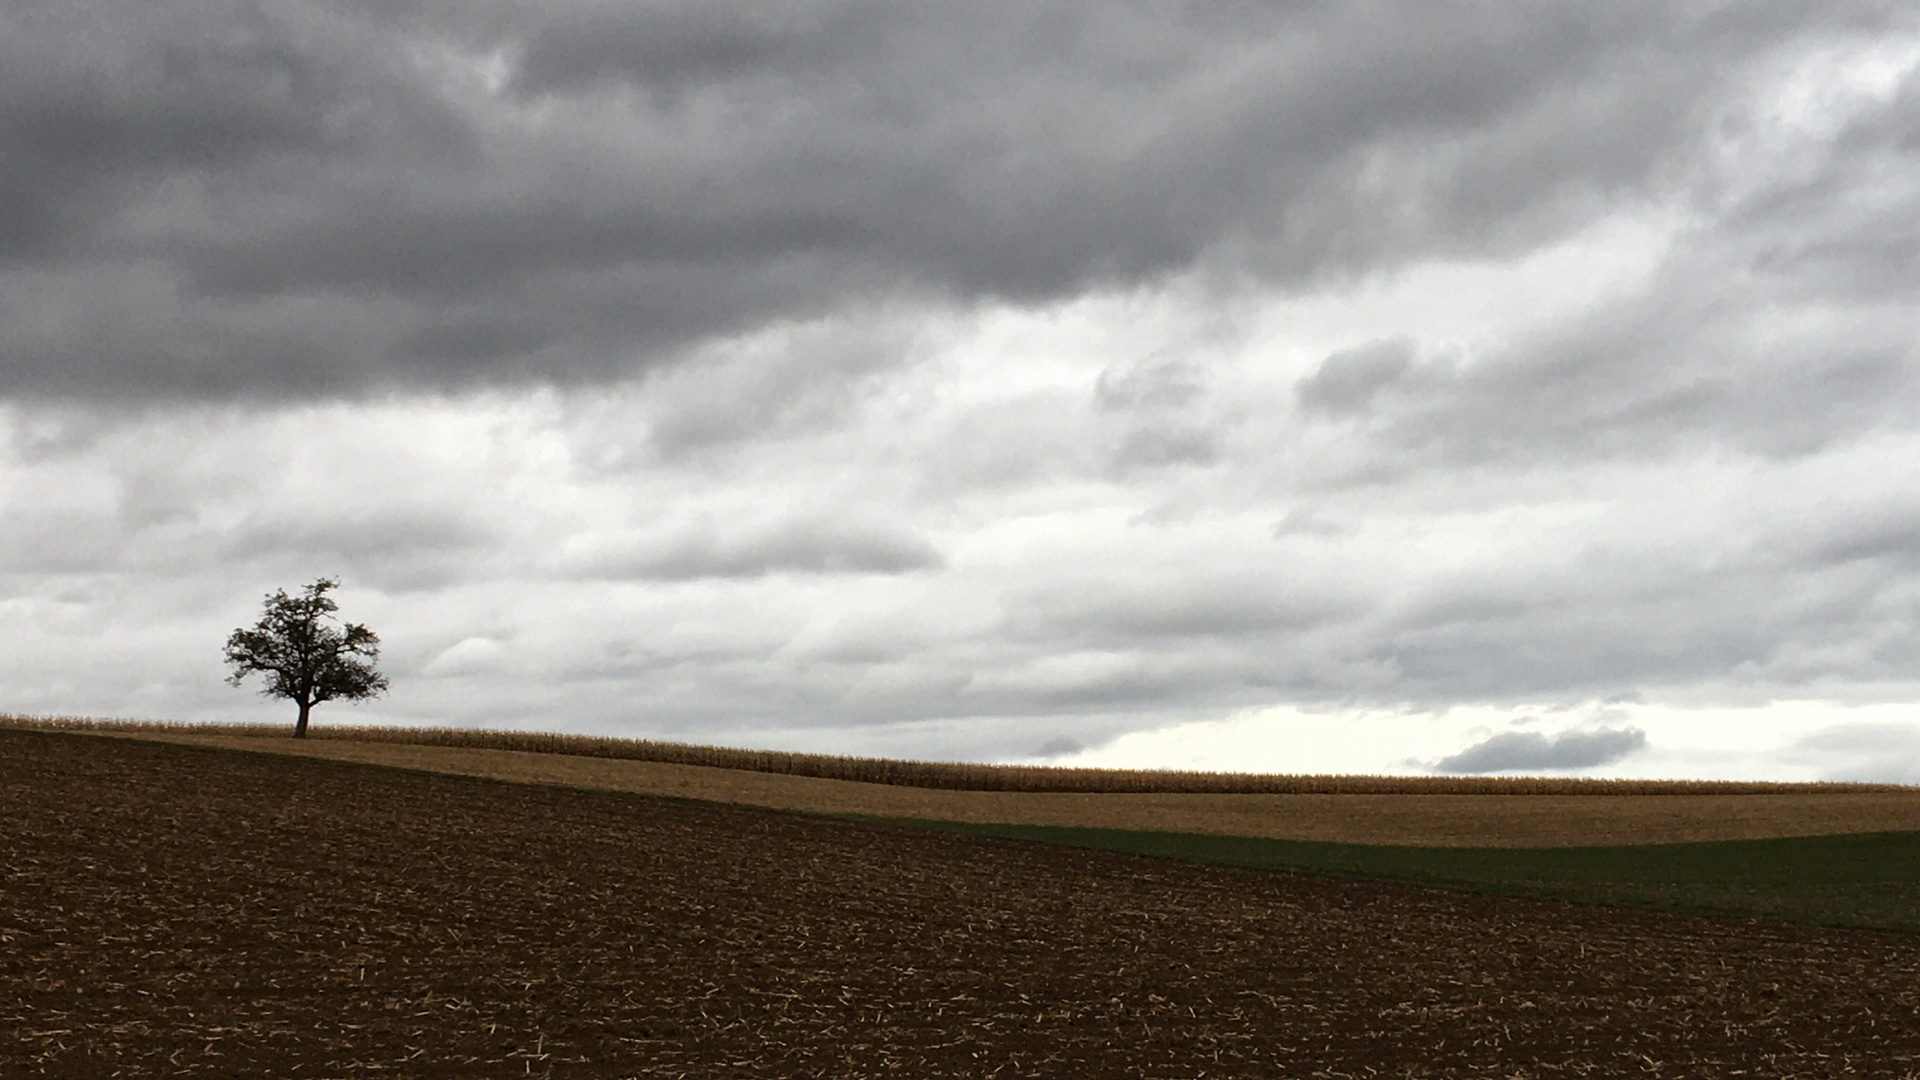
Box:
[7,728,1920,1078]
[19,715,1888,795]
[116,731,1920,847]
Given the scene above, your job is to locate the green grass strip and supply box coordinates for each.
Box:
[865,818,1920,933]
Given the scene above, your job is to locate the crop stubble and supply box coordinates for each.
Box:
[6,729,1920,1079]
[103,730,1920,847]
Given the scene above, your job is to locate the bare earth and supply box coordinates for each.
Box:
[9,730,1920,1079]
[116,731,1920,847]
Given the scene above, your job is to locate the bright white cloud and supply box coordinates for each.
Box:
[1064,700,1920,784]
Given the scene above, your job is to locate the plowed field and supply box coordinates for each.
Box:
[106,730,1920,846]
[6,729,1920,1078]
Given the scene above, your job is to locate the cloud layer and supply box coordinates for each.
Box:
[2,3,1919,776]
[5,1,1908,398]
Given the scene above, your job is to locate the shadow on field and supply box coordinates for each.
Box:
[869,819,1920,933]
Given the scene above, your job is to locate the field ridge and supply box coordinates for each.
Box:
[4,712,1905,795]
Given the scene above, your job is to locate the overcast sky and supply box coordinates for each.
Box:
[4,1,1919,780]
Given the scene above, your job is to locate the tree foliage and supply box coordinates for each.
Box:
[225,578,388,738]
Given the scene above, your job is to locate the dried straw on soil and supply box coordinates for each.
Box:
[53,725,1920,847]
[5,729,1919,1079]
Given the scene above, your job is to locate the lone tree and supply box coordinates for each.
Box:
[225,578,388,738]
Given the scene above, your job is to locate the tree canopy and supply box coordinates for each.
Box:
[225,578,388,738]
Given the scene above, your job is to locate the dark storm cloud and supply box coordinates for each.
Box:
[3,0,1890,398]
[1435,726,1646,773]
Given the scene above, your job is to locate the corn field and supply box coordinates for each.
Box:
[4,713,1900,795]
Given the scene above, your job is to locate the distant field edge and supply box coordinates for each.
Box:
[13,722,1920,929]
[862,817,1920,934]
[4,712,1905,796]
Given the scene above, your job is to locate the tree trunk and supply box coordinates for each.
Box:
[294,699,311,739]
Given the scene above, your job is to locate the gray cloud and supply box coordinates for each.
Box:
[0,509,126,575]
[1368,530,1920,701]
[4,0,1893,399]
[1798,508,1920,568]
[584,518,944,581]
[1274,31,1920,485]
[635,319,913,456]
[1294,235,1920,482]
[1435,726,1647,773]
[223,508,497,592]
[1033,736,1085,759]
[1096,355,1209,414]
[1296,339,1420,415]
[1003,574,1362,646]
[1271,508,1349,538]
[1096,354,1227,473]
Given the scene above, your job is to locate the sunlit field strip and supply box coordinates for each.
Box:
[4,713,1904,795]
